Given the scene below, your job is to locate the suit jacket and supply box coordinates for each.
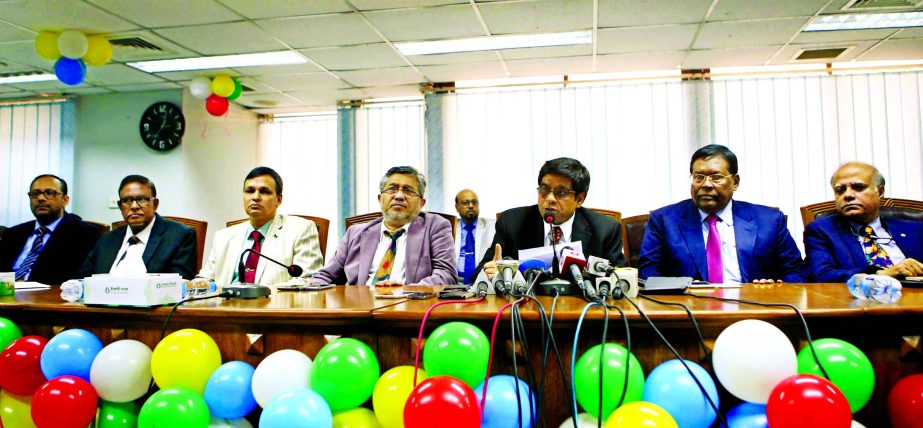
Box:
[475,205,625,275]
[311,212,457,286]
[639,199,807,282]
[804,214,923,282]
[78,214,197,280]
[454,217,497,268]
[196,214,323,286]
[0,212,99,285]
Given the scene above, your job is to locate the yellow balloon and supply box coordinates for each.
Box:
[333,407,382,428]
[211,74,235,98]
[35,32,60,60]
[373,366,427,428]
[0,389,36,428]
[84,35,112,66]
[605,402,678,428]
[151,328,222,394]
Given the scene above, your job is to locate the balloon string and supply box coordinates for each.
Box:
[481,298,524,412]
[412,297,485,387]
[200,122,208,139]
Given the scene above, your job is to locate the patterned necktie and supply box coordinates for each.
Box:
[459,222,476,284]
[550,225,563,245]
[705,214,724,284]
[15,226,49,280]
[115,235,142,267]
[244,230,263,284]
[372,228,406,285]
[861,225,893,269]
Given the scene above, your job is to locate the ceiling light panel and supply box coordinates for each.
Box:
[395,31,592,56]
[805,12,923,31]
[127,51,307,73]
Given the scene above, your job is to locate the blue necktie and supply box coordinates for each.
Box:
[459,222,476,284]
[15,226,49,280]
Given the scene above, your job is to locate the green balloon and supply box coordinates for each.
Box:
[797,338,874,412]
[574,343,644,418]
[97,400,140,428]
[423,322,489,388]
[0,317,22,350]
[227,79,242,101]
[310,338,380,412]
[138,387,210,428]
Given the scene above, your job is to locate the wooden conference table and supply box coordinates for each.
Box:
[0,283,919,427]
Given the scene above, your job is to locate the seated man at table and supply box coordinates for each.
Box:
[311,166,456,286]
[476,157,625,279]
[454,189,496,284]
[192,166,323,287]
[78,175,197,279]
[804,162,923,282]
[639,144,807,283]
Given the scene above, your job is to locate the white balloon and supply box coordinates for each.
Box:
[251,349,313,408]
[189,76,212,100]
[57,30,88,59]
[712,319,797,404]
[89,339,153,402]
[558,413,599,428]
[851,421,866,428]
[209,417,253,428]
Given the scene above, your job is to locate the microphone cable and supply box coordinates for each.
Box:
[481,298,525,414]
[412,296,486,386]
[510,301,539,428]
[519,291,573,427]
[639,294,710,358]
[570,300,613,428]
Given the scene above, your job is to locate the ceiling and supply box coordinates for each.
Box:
[1,0,922,114]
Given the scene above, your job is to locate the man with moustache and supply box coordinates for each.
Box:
[454,189,496,284]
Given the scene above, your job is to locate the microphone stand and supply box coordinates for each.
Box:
[536,212,577,296]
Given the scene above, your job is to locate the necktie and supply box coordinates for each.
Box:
[372,229,406,285]
[550,225,563,246]
[459,222,476,284]
[705,214,724,284]
[115,236,142,267]
[15,227,49,280]
[243,230,263,284]
[861,225,893,269]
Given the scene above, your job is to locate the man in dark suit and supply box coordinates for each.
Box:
[476,157,625,279]
[639,145,807,283]
[805,162,923,282]
[78,175,197,280]
[0,175,99,285]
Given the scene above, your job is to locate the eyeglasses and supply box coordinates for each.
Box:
[850,228,895,245]
[27,189,62,199]
[458,199,479,206]
[381,186,420,198]
[118,197,154,208]
[691,174,734,185]
[537,186,576,200]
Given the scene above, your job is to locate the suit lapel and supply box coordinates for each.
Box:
[403,215,425,283]
[733,205,757,282]
[679,202,708,280]
[256,215,284,283]
[142,215,166,266]
[883,218,921,259]
[571,209,592,247]
[356,220,382,286]
[836,217,869,268]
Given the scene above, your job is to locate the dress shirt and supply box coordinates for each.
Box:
[851,217,907,264]
[542,214,576,246]
[366,223,410,285]
[109,216,156,275]
[231,220,273,284]
[698,201,741,283]
[12,215,63,277]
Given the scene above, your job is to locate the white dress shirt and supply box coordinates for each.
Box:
[366,223,410,285]
[109,216,155,275]
[698,200,741,283]
[543,214,576,246]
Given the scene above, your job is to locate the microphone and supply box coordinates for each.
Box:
[544,211,561,277]
[587,255,615,276]
[492,259,519,296]
[238,248,304,281]
[560,248,596,299]
[519,258,548,285]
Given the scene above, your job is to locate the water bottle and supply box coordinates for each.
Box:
[60,279,84,303]
[846,274,902,303]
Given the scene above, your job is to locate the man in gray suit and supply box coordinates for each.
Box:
[311,166,457,286]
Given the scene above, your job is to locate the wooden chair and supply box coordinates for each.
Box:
[112,216,208,272]
[344,211,458,239]
[226,215,330,259]
[800,197,923,226]
[85,221,111,238]
[620,214,649,268]
[588,207,622,223]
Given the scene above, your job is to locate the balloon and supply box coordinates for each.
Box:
[557,413,599,428]
[83,35,112,66]
[138,387,210,428]
[31,375,98,428]
[259,388,332,428]
[211,75,235,98]
[204,361,258,419]
[726,402,768,428]
[712,319,797,403]
[333,407,381,428]
[208,417,253,427]
[0,336,48,395]
[151,328,221,394]
[0,317,22,350]
[475,375,536,428]
[96,400,140,428]
[311,338,380,412]
[251,349,312,408]
[90,339,152,402]
[0,389,34,428]
[642,359,719,428]
[227,78,242,101]
[574,343,644,419]
[797,338,874,413]
[404,376,480,428]
[605,401,678,428]
[851,421,866,428]
[766,374,852,428]
[373,365,427,428]
[57,30,88,59]
[54,57,86,86]
[189,77,213,100]
[423,322,489,388]
[888,373,923,428]
[40,328,103,381]
[35,32,61,60]
[205,94,229,117]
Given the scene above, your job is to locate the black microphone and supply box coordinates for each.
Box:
[544,210,561,277]
[238,248,304,282]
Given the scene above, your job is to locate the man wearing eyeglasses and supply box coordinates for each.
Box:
[453,189,496,284]
[805,162,923,282]
[78,175,197,279]
[312,166,456,286]
[0,175,99,284]
[640,144,807,283]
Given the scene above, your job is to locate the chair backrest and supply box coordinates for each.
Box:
[226,215,330,259]
[588,207,622,223]
[800,197,923,226]
[344,212,458,239]
[85,221,111,238]
[112,216,208,272]
[620,214,649,268]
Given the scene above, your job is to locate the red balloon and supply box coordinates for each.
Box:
[889,374,923,428]
[31,375,98,428]
[205,94,229,116]
[404,376,481,428]
[767,374,852,428]
[0,336,48,395]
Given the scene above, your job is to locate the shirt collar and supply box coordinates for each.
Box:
[246,218,274,238]
[34,213,64,233]
[380,221,410,238]
[699,200,734,226]
[125,215,156,245]
[460,218,477,228]
[544,211,576,242]
[849,216,884,233]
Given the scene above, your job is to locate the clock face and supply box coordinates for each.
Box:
[139,102,185,152]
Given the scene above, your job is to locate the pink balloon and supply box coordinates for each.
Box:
[0,336,48,395]
[767,374,852,428]
[31,375,98,428]
[205,94,229,116]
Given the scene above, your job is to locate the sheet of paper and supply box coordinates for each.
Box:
[517,241,584,267]
[14,281,52,290]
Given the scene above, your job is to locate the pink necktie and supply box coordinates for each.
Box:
[705,214,724,284]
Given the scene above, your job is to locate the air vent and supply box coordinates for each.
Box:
[109,37,163,51]
[241,84,254,92]
[843,0,918,10]
[0,70,46,78]
[796,48,848,61]
[108,36,175,62]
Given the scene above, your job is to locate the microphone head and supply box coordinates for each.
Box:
[559,248,588,272]
[543,211,555,224]
[288,265,304,277]
[586,255,612,276]
[518,259,548,274]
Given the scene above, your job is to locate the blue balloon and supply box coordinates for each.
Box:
[259,388,331,428]
[40,328,103,381]
[642,359,719,428]
[54,57,86,86]
[204,361,258,419]
[727,402,768,428]
[475,375,536,428]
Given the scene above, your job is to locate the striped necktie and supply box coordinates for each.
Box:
[15,226,50,280]
[372,228,406,285]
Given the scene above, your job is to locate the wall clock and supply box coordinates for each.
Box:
[139,102,185,152]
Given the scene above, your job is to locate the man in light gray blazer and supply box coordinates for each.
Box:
[311,166,457,286]
[454,189,496,284]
